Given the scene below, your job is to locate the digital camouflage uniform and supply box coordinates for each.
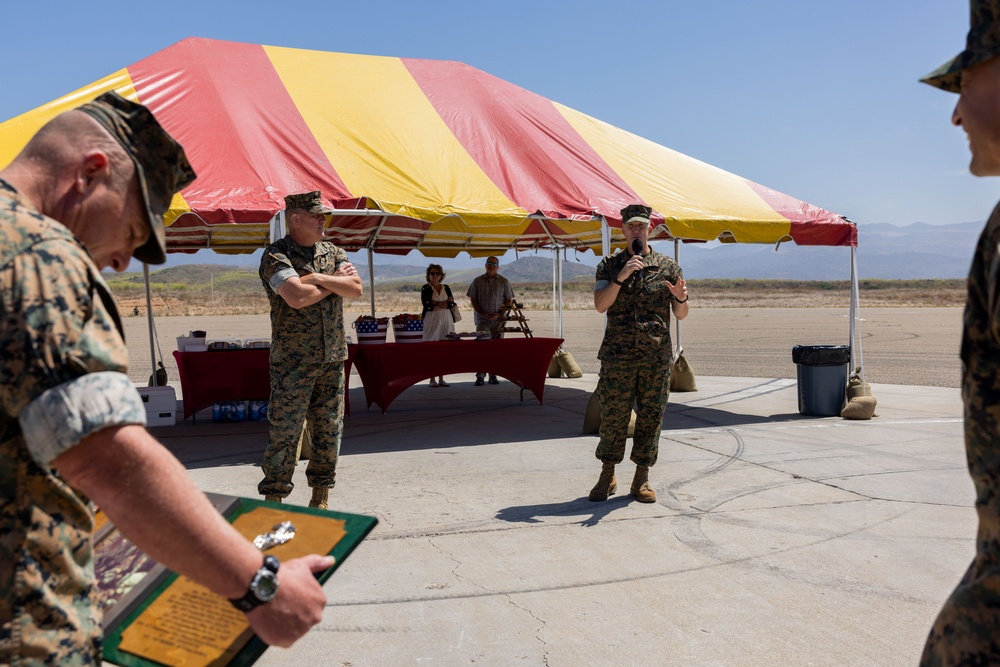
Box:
[920,206,1000,665]
[0,179,147,665]
[258,235,348,497]
[920,2,1000,661]
[594,249,682,467]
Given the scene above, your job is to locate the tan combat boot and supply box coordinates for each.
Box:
[309,487,329,509]
[264,494,282,503]
[588,462,617,501]
[630,465,656,503]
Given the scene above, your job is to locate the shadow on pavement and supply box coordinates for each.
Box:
[496,495,634,528]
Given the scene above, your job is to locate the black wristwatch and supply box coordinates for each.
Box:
[229,555,280,612]
[612,276,625,286]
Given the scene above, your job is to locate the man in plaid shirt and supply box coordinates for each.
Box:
[466,256,515,385]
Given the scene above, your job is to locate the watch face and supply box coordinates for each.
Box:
[253,570,279,602]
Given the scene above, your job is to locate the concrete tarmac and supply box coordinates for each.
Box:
[149,372,972,666]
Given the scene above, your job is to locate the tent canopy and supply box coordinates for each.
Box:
[0,37,856,257]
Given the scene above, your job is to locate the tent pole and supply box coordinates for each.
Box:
[367,248,376,317]
[552,249,557,336]
[272,210,285,242]
[558,248,564,338]
[143,263,156,385]
[601,217,611,334]
[674,239,682,355]
[850,246,865,384]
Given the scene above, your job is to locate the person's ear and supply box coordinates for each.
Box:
[76,151,110,195]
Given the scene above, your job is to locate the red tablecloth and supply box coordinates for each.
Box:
[172,349,356,419]
[350,337,563,413]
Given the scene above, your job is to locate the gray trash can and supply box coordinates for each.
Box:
[792,345,850,416]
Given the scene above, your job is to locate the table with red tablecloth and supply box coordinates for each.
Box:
[350,337,563,413]
[172,348,356,420]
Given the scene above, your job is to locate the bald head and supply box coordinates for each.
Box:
[15,110,134,194]
[0,109,148,272]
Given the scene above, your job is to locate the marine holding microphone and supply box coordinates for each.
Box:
[589,204,689,502]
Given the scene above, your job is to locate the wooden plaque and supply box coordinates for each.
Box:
[99,495,377,667]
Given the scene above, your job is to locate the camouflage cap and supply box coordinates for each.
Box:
[77,91,196,265]
[621,204,652,226]
[921,0,1000,92]
[284,191,332,215]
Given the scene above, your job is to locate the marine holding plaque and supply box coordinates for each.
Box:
[0,93,348,664]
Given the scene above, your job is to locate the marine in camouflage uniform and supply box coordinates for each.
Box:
[589,204,689,503]
[0,178,139,665]
[920,2,1000,663]
[258,192,361,506]
[0,93,194,664]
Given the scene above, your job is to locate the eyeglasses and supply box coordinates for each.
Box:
[486,262,499,267]
[430,272,444,276]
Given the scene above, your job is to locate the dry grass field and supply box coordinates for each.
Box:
[116,274,966,392]
[108,272,965,318]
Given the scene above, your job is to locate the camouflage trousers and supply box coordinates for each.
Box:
[595,358,670,467]
[920,534,1000,665]
[259,362,344,497]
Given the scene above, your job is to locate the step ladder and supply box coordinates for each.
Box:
[497,299,532,338]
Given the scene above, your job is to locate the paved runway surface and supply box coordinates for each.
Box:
[148,372,972,666]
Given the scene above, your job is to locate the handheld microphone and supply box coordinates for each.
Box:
[631,239,643,281]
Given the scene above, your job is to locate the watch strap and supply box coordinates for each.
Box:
[229,555,280,612]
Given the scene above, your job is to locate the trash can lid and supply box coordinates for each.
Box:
[792,345,851,366]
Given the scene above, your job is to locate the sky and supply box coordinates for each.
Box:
[1,0,993,269]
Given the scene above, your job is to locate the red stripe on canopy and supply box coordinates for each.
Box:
[743,180,856,246]
[127,38,352,224]
[403,58,641,223]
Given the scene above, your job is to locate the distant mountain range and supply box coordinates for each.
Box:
[358,221,986,281]
[667,221,985,280]
[133,220,986,280]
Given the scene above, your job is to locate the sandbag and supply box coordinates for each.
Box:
[583,390,636,435]
[841,396,877,420]
[296,420,312,460]
[147,361,168,387]
[670,351,697,392]
[556,348,583,379]
[548,354,562,378]
[846,368,871,400]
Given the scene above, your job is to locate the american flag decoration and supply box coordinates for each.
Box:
[354,317,388,344]
[393,317,424,343]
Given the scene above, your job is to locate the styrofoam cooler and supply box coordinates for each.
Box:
[354,319,388,344]
[392,319,424,343]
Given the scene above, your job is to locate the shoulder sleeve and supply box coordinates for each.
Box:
[260,247,295,293]
[985,226,1000,345]
[332,245,349,271]
[504,278,514,299]
[595,256,612,282]
[466,278,477,298]
[0,239,141,463]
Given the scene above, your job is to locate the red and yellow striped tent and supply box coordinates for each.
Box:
[0,37,856,257]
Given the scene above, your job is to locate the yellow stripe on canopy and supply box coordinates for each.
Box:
[555,103,792,244]
[0,70,192,223]
[265,47,526,228]
[0,70,135,168]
